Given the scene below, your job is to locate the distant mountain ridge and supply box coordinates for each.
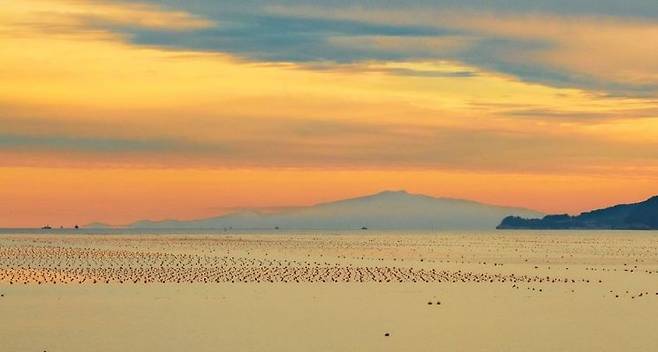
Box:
[85,222,112,229]
[497,195,658,230]
[89,190,542,230]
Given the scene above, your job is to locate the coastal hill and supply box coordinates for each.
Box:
[91,190,542,230]
[498,195,658,230]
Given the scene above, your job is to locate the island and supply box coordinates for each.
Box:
[497,195,658,230]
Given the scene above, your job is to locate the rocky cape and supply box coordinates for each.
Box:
[497,195,658,230]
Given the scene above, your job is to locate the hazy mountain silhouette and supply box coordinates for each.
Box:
[91,190,542,230]
[85,222,112,229]
[498,195,658,230]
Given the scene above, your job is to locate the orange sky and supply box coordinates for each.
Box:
[1,167,656,227]
[1,0,657,227]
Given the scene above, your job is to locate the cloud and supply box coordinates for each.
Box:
[3,0,658,175]
[262,6,658,94]
[125,14,451,64]
[6,0,657,95]
[3,114,658,175]
[2,0,214,41]
[68,1,656,96]
[505,107,658,122]
[0,133,177,153]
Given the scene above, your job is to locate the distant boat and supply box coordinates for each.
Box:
[361,226,368,230]
[274,226,280,230]
[41,225,52,230]
[74,225,79,229]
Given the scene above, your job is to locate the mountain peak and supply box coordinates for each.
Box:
[374,190,409,196]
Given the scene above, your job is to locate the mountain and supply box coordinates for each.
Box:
[111,190,542,230]
[85,222,113,229]
[497,195,658,230]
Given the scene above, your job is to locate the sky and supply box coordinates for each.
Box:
[1,0,658,227]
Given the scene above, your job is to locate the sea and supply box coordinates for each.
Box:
[1,228,657,236]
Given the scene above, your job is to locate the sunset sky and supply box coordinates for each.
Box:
[2,0,658,227]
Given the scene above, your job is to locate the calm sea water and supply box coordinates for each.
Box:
[1,228,657,236]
